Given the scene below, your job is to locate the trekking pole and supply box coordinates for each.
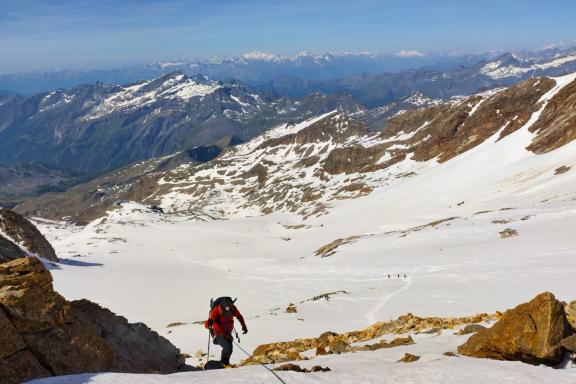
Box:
[206,298,214,367]
[233,326,240,343]
[206,327,211,366]
[232,339,287,384]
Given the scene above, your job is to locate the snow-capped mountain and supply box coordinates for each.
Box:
[261,49,576,107]
[478,51,576,79]
[17,72,576,225]
[0,50,495,94]
[0,72,363,174]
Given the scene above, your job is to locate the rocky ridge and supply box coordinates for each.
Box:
[0,208,57,261]
[0,72,363,175]
[241,312,496,365]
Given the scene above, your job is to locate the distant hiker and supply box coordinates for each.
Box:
[387,274,390,279]
[404,274,407,278]
[205,297,248,366]
[397,274,400,278]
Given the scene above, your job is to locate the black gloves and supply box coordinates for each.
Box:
[207,319,213,326]
[242,326,248,334]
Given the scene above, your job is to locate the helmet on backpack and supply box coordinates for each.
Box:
[211,297,236,313]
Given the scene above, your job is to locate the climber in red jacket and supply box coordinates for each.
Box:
[205,297,247,366]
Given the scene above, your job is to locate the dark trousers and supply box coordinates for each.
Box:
[213,334,233,365]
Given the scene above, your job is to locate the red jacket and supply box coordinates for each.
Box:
[205,305,246,336]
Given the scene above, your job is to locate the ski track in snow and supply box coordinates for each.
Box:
[366,277,413,324]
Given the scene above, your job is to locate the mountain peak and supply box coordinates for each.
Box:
[241,51,279,61]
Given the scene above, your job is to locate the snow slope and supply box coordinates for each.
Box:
[28,74,576,382]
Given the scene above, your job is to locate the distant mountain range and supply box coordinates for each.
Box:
[1,47,575,96]
[2,47,576,207]
[258,51,576,107]
[0,50,510,95]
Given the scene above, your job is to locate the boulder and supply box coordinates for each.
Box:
[458,324,487,335]
[0,257,186,383]
[309,365,331,372]
[285,303,297,313]
[457,292,571,365]
[397,353,420,363]
[0,208,57,261]
[560,334,576,353]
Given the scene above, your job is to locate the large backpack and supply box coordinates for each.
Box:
[208,297,237,337]
[210,296,236,309]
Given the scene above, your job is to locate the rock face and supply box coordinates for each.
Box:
[0,257,184,384]
[71,299,184,373]
[0,234,26,263]
[566,301,576,332]
[457,292,572,365]
[0,208,57,261]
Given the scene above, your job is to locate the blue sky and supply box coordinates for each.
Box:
[0,0,575,73]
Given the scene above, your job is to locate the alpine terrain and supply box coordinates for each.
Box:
[2,2,576,382]
[2,71,574,382]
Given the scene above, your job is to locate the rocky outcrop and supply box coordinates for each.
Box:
[0,208,57,261]
[71,299,184,373]
[0,234,26,263]
[354,336,414,352]
[273,363,331,373]
[457,292,572,365]
[323,144,392,175]
[527,78,576,154]
[0,257,185,384]
[242,312,494,365]
[397,353,420,363]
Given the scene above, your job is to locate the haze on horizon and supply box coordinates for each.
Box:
[0,0,575,74]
